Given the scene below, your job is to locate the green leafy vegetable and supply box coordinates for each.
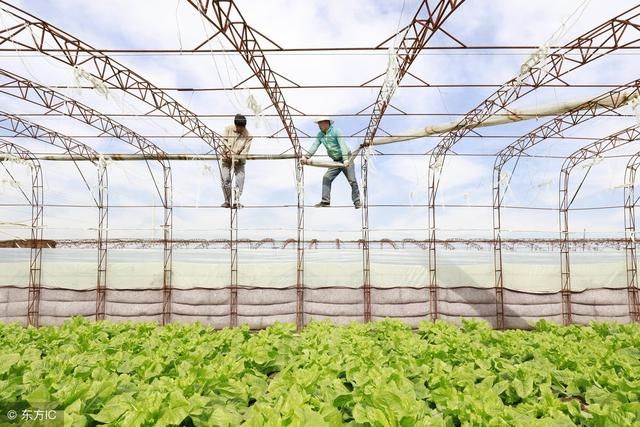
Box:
[0,317,638,426]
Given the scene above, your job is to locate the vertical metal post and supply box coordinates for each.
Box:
[492,165,505,329]
[96,162,108,321]
[229,158,239,327]
[361,150,371,323]
[624,158,640,321]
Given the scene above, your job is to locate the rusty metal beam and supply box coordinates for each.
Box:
[0,1,228,157]
[0,139,42,326]
[427,5,640,321]
[6,237,627,251]
[624,151,640,322]
[0,68,174,324]
[186,0,305,329]
[560,125,640,325]
[359,0,465,323]
[492,81,640,329]
[0,112,110,322]
[362,0,466,147]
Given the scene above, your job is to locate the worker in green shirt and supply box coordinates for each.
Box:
[302,117,361,208]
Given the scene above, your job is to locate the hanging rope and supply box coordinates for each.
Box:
[515,0,591,85]
[382,0,405,101]
[580,155,603,169]
[72,65,109,98]
[196,12,268,130]
[87,155,111,203]
[380,47,401,101]
[245,92,265,127]
[0,155,32,202]
[630,95,640,125]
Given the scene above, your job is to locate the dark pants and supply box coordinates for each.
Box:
[322,162,360,204]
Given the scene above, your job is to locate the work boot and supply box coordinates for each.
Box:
[354,202,361,209]
[221,202,230,208]
[314,202,330,207]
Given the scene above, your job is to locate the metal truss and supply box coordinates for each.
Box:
[624,151,640,322]
[0,68,174,324]
[492,81,640,328]
[427,5,640,321]
[0,139,42,326]
[17,237,627,252]
[0,112,108,324]
[0,1,639,328]
[0,1,227,156]
[560,125,640,324]
[359,0,465,322]
[186,0,307,329]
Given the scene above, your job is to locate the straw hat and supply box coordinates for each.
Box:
[313,116,334,124]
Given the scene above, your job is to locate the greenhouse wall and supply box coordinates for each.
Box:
[1,247,634,328]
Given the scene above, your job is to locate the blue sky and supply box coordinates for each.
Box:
[0,0,639,245]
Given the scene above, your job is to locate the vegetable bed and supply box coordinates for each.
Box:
[1,318,639,426]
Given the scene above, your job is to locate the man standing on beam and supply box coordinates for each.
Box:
[304,117,361,209]
[221,114,253,208]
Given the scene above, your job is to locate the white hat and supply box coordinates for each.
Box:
[313,116,334,124]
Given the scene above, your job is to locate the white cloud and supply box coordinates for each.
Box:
[1,0,638,247]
